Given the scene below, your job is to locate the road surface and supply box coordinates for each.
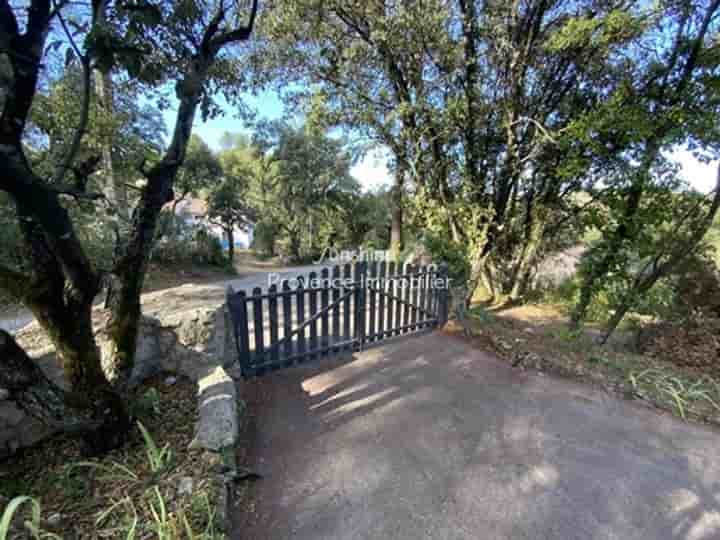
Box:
[0,264,325,333]
[233,332,720,540]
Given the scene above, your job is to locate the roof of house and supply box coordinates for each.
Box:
[165,197,208,217]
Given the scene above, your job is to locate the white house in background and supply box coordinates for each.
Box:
[169,198,254,249]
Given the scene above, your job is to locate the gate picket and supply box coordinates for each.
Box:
[418,265,428,328]
[368,262,377,343]
[252,287,264,366]
[282,281,292,362]
[321,268,329,353]
[332,265,340,347]
[309,271,318,357]
[268,284,279,363]
[354,262,366,348]
[228,288,250,368]
[342,263,352,347]
[410,266,419,331]
[387,262,396,337]
[403,264,412,334]
[377,261,386,340]
[227,261,447,377]
[297,279,306,358]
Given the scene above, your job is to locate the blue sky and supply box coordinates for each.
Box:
[161,89,718,195]
[161,89,392,192]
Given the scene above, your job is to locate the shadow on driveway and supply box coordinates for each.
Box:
[232,332,720,540]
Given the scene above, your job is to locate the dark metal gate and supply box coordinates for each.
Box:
[226,262,449,377]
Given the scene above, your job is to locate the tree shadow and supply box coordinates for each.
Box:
[232,332,720,540]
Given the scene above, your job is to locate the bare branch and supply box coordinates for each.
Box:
[0,0,19,38]
[210,0,259,49]
[48,184,106,201]
[51,0,92,185]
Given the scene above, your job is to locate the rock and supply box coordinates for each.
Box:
[497,339,513,351]
[0,388,9,401]
[177,476,194,497]
[194,366,238,451]
[98,315,162,387]
[46,513,62,526]
[0,403,25,426]
[164,376,177,386]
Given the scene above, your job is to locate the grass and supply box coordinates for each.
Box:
[3,457,222,540]
[0,376,225,539]
[453,302,720,425]
[628,369,720,420]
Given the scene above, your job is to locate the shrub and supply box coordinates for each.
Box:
[251,221,279,258]
[194,228,227,267]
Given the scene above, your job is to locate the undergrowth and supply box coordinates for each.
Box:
[463,305,720,426]
[1,421,223,540]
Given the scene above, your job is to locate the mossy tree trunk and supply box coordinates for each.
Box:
[0,0,258,453]
[390,163,404,255]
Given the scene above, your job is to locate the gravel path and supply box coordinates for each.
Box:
[0,264,325,334]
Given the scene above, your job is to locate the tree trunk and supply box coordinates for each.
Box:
[509,217,544,302]
[95,70,128,219]
[106,167,174,388]
[599,166,720,343]
[0,328,130,455]
[570,182,645,329]
[467,250,498,305]
[94,0,128,219]
[390,163,404,254]
[288,230,302,262]
[106,57,209,388]
[226,226,235,264]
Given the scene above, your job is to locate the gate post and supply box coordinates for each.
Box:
[438,263,450,328]
[227,286,251,376]
[355,261,367,350]
[225,285,238,367]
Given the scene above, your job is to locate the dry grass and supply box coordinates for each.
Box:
[0,376,223,539]
[447,303,720,425]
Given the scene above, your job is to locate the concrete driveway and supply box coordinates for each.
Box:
[232,332,720,540]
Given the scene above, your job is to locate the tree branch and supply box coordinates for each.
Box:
[48,184,106,201]
[210,0,259,49]
[51,0,92,185]
[0,0,18,38]
[0,330,100,432]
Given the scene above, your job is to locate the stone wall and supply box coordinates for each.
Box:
[0,397,48,457]
[0,284,239,459]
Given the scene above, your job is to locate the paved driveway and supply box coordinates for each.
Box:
[232,332,720,540]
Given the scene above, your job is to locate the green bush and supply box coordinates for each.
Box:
[194,228,227,267]
[422,234,471,285]
[251,221,279,258]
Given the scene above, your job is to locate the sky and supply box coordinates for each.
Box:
[163,89,717,195]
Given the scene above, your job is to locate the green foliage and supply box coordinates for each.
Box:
[193,229,227,268]
[151,216,229,269]
[28,69,166,182]
[251,221,280,258]
[129,388,162,420]
[137,422,174,475]
[422,234,471,285]
[3,422,223,540]
[628,369,720,421]
[176,135,222,203]
[0,496,60,540]
[223,123,362,262]
[250,0,720,338]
